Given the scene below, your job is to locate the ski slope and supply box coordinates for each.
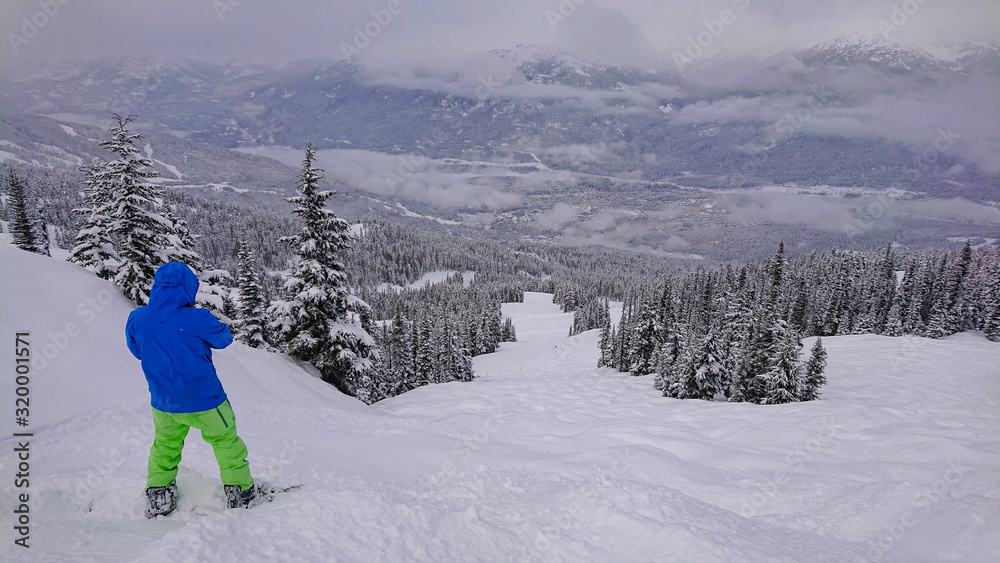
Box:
[1,244,999,562]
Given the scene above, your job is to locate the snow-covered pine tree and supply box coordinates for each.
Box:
[598,315,613,368]
[97,115,170,304]
[733,306,774,404]
[444,319,475,383]
[629,299,662,376]
[268,144,379,395]
[653,332,679,392]
[985,261,1000,342]
[389,311,415,395]
[6,169,45,254]
[666,328,700,399]
[768,240,786,308]
[687,326,728,400]
[32,201,51,256]
[414,315,433,387]
[884,295,904,337]
[233,236,268,348]
[70,161,120,280]
[925,294,951,339]
[902,259,929,335]
[799,337,827,401]
[761,319,803,405]
[721,289,751,400]
[503,316,517,343]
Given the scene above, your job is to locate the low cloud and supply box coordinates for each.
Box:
[234,146,522,210]
[718,191,1000,233]
[535,202,580,231]
[672,75,1000,174]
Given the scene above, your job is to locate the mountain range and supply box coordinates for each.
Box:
[1,37,998,261]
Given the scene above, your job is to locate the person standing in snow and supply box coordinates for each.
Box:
[126,262,264,517]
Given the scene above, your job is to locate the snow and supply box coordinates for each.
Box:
[143,143,184,181]
[393,202,463,226]
[57,124,78,137]
[1,247,999,562]
[376,270,474,293]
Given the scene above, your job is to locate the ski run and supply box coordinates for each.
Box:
[1,245,999,562]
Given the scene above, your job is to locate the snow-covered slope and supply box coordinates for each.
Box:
[1,244,999,562]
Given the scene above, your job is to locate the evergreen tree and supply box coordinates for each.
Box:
[69,115,197,304]
[103,115,169,304]
[502,317,517,342]
[884,297,904,337]
[686,327,728,400]
[390,312,415,395]
[269,145,379,395]
[70,161,120,280]
[32,201,51,256]
[233,236,268,348]
[598,316,613,368]
[653,332,680,393]
[6,169,44,254]
[665,331,698,399]
[799,337,827,401]
[986,269,1000,342]
[628,300,662,376]
[769,241,786,307]
[414,315,433,387]
[761,319,802,405]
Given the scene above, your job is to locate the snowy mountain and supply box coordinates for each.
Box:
[2,40,999,262]
[953,42,1000,77]
[2,41,997,193]
[0,112,300,197]
[795,37,956,76]
[2,243,998,561]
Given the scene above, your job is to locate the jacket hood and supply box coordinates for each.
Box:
[148,262,199,311]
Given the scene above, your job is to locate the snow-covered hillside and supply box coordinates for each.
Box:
[1,244,998,562]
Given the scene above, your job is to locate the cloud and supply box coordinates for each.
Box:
[720,192,860,232]
[549,2,660,66]
[234,146,523,210]
[671,75,1000,174]
[718,191,1000,234]
[535,203,581,231]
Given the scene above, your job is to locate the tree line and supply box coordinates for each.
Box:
[598,241,1000,404]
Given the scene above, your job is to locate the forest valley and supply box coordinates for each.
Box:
[3,115,999,405]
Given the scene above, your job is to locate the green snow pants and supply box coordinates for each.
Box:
[147,399,254,491]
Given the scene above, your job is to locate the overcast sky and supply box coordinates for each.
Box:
[2,0,999,68]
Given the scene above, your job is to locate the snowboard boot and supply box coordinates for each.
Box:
[145,480,177,518]
[225,483,270,509]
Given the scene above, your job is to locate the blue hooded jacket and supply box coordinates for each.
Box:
[126,262,233,413]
